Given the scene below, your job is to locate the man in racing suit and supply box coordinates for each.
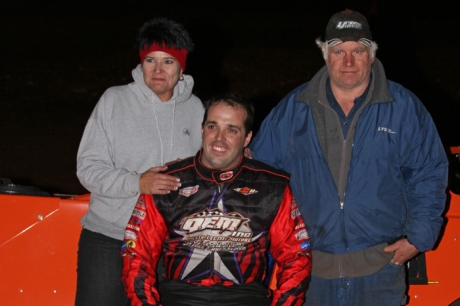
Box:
[121,92,311,306]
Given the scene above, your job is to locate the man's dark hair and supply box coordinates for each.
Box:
[137,18,194,51]
[202,92,255,136]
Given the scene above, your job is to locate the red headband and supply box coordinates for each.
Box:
[139,42,188,71]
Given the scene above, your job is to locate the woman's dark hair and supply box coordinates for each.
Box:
[137,18,194,51]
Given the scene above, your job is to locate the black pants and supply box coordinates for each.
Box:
[75,228,129,306]
[159,279,271,306]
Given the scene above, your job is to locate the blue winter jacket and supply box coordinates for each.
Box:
[250,59,448,254]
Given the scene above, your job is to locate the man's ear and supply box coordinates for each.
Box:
[371,51,376,64]
[244,131,253,147]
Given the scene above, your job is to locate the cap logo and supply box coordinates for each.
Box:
[336,21,363,30]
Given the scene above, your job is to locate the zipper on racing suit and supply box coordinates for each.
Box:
[215,184,226,211]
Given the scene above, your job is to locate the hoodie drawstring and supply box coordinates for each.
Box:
[152,96,176,165]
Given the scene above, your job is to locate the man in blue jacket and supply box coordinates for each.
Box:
[248,9,448,305]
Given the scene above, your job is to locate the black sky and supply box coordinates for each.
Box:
[1,0,459,194]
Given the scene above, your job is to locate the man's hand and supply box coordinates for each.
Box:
[383,238,420,265]
[139,166,181,194]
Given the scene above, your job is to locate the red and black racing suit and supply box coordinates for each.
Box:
[121,150,311,305]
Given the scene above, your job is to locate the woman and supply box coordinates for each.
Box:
[75,18,204,306]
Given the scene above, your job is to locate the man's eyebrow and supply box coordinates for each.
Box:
[227,124,242,131]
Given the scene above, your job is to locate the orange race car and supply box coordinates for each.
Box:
[0,147,459,306]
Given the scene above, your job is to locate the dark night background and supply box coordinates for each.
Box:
[1,0,459,195]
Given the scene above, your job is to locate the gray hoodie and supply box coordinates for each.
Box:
[77,64,204,240]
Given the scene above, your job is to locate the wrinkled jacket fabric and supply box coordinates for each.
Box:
[122,150,312,306]
[250,59,448,254]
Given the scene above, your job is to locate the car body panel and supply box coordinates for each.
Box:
[408,146,460,305]
[0,194,89,305]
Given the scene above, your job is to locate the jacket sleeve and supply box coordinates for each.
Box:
[249,98,291,170]
[76,92,141,198]
[401,101,448,252]
[269,185,311,306]
[121,194,167,306]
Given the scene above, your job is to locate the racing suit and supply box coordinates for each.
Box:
[121,150,311,306]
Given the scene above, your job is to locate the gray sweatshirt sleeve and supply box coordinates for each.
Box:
[76,93,141,198]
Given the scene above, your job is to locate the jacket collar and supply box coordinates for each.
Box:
[194,149,244,184]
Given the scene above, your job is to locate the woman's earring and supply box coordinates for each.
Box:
[179,75,184,81]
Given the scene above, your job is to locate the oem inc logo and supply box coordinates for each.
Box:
[180,208,251,235]
[177,208,257,252]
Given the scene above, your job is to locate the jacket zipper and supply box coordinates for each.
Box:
[318,98,351,254]
[338,139,348,207]
[339,140,349,253]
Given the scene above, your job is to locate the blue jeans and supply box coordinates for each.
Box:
[75,228,129,306]
[304,261,407,306]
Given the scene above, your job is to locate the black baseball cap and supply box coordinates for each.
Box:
[325,9,372,42]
